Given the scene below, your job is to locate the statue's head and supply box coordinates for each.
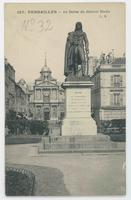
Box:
[75,22,82,31]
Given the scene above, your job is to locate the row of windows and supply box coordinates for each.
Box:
[35,89,57,100]
[93,74,124,89]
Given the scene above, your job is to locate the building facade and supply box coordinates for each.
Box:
[15,79,30,116]
[91,56,126,131]
[5,58,30,117]
[29,59,65,135]
[5,58,16,114]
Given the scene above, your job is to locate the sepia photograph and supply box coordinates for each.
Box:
[4,2,126,196]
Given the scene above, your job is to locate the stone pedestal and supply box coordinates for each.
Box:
[62,80,97,136]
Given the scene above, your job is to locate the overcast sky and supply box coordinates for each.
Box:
[5,3,125,83]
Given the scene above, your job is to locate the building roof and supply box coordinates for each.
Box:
[91,58,126,78]
[40,53,51,73]
[40,65,51,73]
[112,57,126,65]
[5,59,15,72]
[18,79,26,85]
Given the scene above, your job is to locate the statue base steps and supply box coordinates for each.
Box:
[38,135,125,153]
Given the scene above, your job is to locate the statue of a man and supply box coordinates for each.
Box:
[64,22,89,77]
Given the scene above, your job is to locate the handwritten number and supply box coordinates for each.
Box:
[38,19,53,32]
[37,19,45,32]
[45,19,53,31]
[21,18,53,32]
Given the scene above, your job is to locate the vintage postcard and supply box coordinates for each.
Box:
[4,2,126,196]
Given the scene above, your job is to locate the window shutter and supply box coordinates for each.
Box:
[120,94,123,106]
[110,93,113,105]
[110,75,114,87]
[120,75,123,87]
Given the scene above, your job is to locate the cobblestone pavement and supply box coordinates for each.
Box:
[5,143,126,196]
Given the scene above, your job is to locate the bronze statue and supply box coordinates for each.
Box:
[64,22,89,77]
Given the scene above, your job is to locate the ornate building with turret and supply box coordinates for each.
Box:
[29,57,65,135]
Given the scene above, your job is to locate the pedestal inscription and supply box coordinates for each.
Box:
[67,88,90,118]
[62,81,97,136]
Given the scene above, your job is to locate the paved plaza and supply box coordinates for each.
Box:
[5,143,126,196]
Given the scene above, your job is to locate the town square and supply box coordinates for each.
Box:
[4,3,126,196]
